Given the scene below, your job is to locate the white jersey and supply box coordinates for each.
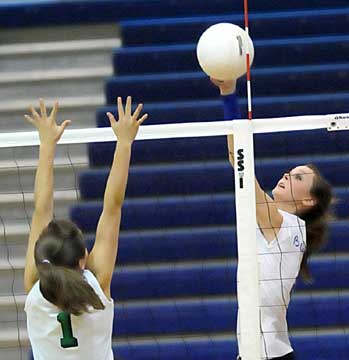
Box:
[237,209,306,359]
[25,269,114,360]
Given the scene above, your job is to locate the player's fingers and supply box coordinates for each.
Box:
[60,119,71,130]
[29,105,40,120]
[24,115,35,125]
[57,120,71,139]
[137,113,148,126]
[107,112,117,127]
[39,98,48,118]
[132,103,143,120]
[117,97,124,119]
[125,96,132,117]
[50,101,59,119]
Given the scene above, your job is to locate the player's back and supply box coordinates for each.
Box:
[25,270,114,360]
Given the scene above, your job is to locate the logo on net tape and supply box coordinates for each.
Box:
[237,148,245,189]
[334,115,349,120]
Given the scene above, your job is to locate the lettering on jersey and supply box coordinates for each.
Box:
[237,148,245,189]
[293,235,306,252]
[57,312,78,348]
[293,235,299,247]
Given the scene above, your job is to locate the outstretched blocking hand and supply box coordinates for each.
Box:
[107,96,148,145]
[24,99,70,294]
[210,77,237,96]
[25,99,71,146]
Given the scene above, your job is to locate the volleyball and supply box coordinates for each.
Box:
[196,23,255,81]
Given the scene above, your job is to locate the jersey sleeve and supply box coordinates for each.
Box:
[222,93,241,120]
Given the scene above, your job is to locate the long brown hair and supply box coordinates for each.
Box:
[34,220,105,315]
[297,164,333,282]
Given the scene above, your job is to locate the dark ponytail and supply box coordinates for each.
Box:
[297,164,333,282]
[35,220,105,316]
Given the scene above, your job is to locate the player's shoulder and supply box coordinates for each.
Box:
[278,209,306,247]
[83,269,114,305]
[278,209,305,227]
[24,280,44,312]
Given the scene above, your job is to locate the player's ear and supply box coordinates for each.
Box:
[302,197,316,208]
[79,249,89,270]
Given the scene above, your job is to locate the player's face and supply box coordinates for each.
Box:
[272,165,316,206]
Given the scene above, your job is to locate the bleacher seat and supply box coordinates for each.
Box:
[114,35,349,75]
[120,8,349,46]
[85,221,349,265]
[2,1,349,28]
[105,65,349,105]
[112,333,349,360]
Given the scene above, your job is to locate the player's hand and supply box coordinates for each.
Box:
[107,96,148,145]
[25,99,71,146]
[210,77,237,96]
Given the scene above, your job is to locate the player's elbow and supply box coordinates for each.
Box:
[103,196,124,212]
[101,205,122,220]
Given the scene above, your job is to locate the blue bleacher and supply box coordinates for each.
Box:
[112,333,349,360]
[120,8,349,46]
[85,221,349,265]
[95,93,349,135]
[80,155,349,199]
[104,257,349,300]
[111,294,349,336]
[105,65,349,104]
[114,35,349,75]
[71,187,349,233]
[9,0,348,359]
[2,1,349,28]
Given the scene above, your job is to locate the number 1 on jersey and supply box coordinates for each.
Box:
[57,312,78,348]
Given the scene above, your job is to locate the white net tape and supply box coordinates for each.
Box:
[0,113,348,148]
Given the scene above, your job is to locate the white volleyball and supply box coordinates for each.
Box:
[196,23,254,81]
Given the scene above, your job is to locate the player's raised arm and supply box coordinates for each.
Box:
[23,100,71,293]
[87,96,148,298]
[211,78,282,241]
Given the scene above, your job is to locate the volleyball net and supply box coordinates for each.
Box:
[1,113,349,360]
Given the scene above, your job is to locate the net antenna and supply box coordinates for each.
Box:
[0,114,348,359]
[243,0,253,121]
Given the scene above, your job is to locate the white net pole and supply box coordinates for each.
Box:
[233,120,261,359]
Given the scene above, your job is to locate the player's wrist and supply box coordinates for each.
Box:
[221,89,235,96]
[220,83,237,96]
